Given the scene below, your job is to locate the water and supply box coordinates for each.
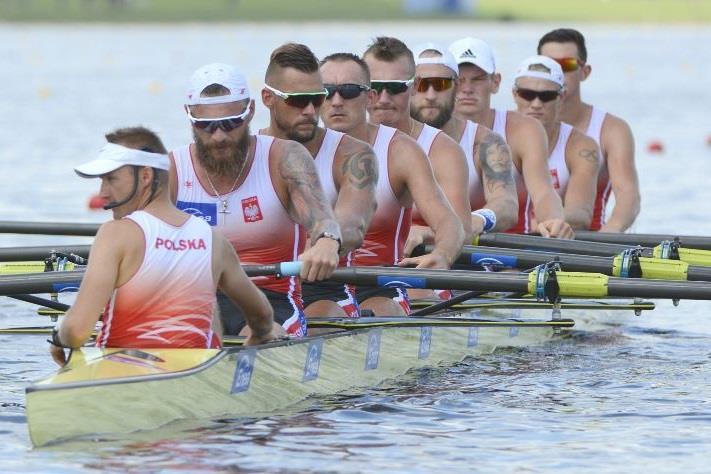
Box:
[1,22,711,472]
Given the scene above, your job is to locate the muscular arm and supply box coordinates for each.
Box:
[57,221,137,348]
[563,132,600,230]
[215,232,276,342]
[272,139,341,281]
[599,115,640,232]
[393,135,464,268]
[476,128,518,232]
[333,136,378,254]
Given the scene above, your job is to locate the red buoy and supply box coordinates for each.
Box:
[87,194,107,210]
[647,140,664,153]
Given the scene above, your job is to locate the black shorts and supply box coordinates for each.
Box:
[217,289,304,336]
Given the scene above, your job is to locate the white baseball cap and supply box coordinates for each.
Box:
[412,42,459,77]
[448,37,496,74]
[74,143,170,178]
[186,62,250,106]
[514,55,565,88]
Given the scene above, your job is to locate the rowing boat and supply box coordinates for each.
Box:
[25,295,651,447]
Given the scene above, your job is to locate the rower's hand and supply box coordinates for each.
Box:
[536,219,575,239]
[244,323,286,346]
[298,237,339,281]
[404,226,434,256]
[397,251,449,270]
[50,344,67,367]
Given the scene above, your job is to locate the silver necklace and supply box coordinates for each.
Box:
[204,161,247,222]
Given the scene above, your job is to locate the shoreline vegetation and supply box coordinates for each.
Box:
[0,0,710,23]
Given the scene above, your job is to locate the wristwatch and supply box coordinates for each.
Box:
[315,231,342,254]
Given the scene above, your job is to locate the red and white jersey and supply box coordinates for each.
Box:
[352,124,412,266]
[412,123,443,226]
[509,123,574,234]
[492,108,508,140]
[586,106,609,231]
[171,136,306,300]
[309,128,345,207]
[96,211,218,349]
[458,119,486,209]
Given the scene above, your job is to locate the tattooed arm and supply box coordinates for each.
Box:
[271,139,341,281]
[332,136,378,254]
[563,130,600,230]
[475,128,519,233]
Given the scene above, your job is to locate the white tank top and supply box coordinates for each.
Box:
[415,123,441,155]
[586,106,611,230]
[352,124,412,266]
[97,211,217,349]
[312,128,345,206]
[548,122,574,198]
[492,109,508,140]
[458,119,486,209]
[171,135,305,297]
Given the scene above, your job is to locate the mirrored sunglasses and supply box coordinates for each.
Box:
[263,83,328,108]
[187,108,250,133]
[324,83,370,100]
[553,57,584,72]
[514,87,560,103]
[370,78,414,95]
[415,77,455,93]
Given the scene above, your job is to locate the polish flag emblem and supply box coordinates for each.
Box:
[242,196,263,222]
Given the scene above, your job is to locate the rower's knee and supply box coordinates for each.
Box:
[304,300,348,318]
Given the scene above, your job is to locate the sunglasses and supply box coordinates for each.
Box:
[514,87,560,103]
[553,57,584,72]
[370,78,414,95]
[324,83,370,100]
[264,83,328,108]
[414,77,455,93]
[187,107,250,133]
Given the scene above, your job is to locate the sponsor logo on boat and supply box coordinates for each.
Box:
[241,196,263,222]
[303,338,323,382]
[176,200,217,226]
[419,326,432,359]
[231,348,257,394]
[154,237,206,251]
[376,276,426,289]
[467,327,479,347]
[365,328,382,370]
[470,253,517,269]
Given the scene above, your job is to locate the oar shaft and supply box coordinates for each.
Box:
[607,277,711,300]
[575,230,711,251]
[476,233,637,256]
[451,245,615,273]
[0,245,91,262]
[0,221,100,236]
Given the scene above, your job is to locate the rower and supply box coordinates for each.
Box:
[49,127,279,366]
[169,63,342,337]
[448,37,574,239]
[511,55,600,230]
[319,47,464,316]
[538,28,640,232]
[409,42,518,238]
[259,43,378,320]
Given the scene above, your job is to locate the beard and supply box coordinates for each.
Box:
[193,128,250,177]
[411,94,455,129]
[274,113,318,143]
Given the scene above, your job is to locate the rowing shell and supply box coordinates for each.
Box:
[26,312,572,447]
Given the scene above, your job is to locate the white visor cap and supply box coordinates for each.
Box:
[186,62,250,106]
[514,55,565,88]
[448,37,496,74]
[413,42,459,77]
[74,143,170,178]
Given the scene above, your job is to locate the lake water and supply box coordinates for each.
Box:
[1,22,711,473]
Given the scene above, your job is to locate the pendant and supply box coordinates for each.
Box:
[219,200,230,214]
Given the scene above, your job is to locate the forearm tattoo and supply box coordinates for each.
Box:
[478,132,514,194]
[341,143,378,190]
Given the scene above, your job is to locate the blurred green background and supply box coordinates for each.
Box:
[1,0,710,22]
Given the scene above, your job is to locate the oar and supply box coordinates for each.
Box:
[0,220,100,236]
[0,245,91,262]
[575,230,711,251]
[474,233,711,267]
[419,244,711,282]
[8,294,70,312]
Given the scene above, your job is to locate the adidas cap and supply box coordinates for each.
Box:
[448,37,496,74]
